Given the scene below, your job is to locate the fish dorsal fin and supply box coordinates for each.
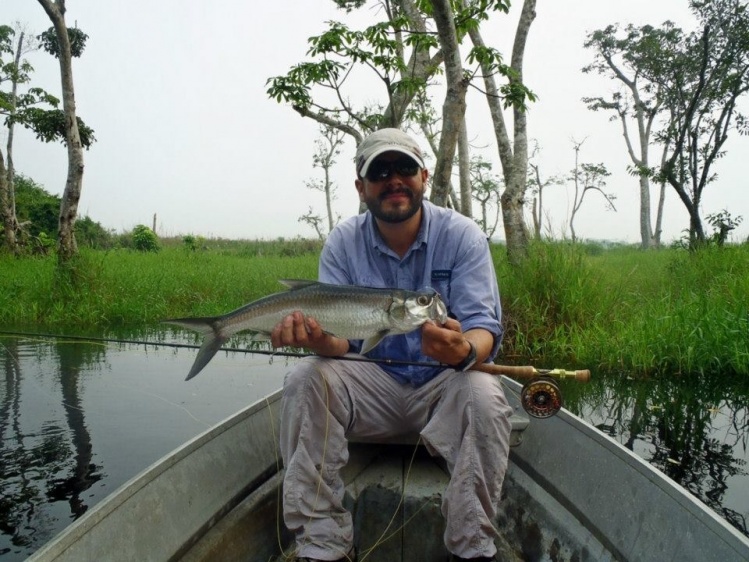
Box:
[361,330,390,354]
[278,279,320,290]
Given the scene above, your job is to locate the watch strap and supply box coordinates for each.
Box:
[452,340,477,372]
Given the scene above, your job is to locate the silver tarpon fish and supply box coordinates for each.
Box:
[164,280,448,380]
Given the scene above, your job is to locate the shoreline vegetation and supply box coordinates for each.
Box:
[1,238,747,377]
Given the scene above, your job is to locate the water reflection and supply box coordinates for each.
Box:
[0,334,290,561]
[49,340,105,518]
[2,335,748,559]
[563,370,749,537]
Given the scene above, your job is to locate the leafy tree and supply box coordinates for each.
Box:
[302,124,344,237]
[656,0,749,248]
[582,23,670,249]
[266,1,440,136]
[526,141,563,239]
[0,24,51,253]
[0,22,94,255]
[462,0,538,263]
[298,207,327,241]
[706,209,743,246]
[469,155,502,238]
[267,0,537,262]
[569,140,617,243]
[182,234,206,252]
[7,173,109,251]
[36,0,92,265]
[584,0,749,249]
[75,216,113,249]
[14,173,59,236]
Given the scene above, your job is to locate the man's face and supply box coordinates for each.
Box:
[355,151,429,224]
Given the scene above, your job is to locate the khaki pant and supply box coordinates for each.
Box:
[280,355,513,560]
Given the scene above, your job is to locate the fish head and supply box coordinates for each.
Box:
[395,289,448,330]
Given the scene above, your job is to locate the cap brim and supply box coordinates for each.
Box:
[358,146,426,177]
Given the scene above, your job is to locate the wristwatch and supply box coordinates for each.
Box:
[452,340,477,372]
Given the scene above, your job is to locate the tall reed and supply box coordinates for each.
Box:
[2,240,747,376]
[496,242,749,376]
[0,246,318,329]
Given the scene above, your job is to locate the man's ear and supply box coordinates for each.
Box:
[355,178,365,201]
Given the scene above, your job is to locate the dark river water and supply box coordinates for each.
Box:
[1,333,747,560]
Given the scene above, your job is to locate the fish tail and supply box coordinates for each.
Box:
[162,316,228,380]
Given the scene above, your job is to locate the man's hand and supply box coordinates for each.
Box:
[422,319,493,367]
[421,318,472,366]
[270,311,348,357]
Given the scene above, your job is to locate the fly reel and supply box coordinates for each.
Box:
[521,376,563,418]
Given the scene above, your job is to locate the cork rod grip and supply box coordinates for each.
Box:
[474,364,591,383]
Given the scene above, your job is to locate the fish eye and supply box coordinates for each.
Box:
[417,295,431,306]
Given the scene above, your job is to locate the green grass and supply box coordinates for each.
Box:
[496,242,749,376]
[2,239,747,376]
[0,245,319,329]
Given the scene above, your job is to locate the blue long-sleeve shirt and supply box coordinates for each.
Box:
[319,201,502,387]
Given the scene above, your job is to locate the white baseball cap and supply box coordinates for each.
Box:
[355,128,426,177]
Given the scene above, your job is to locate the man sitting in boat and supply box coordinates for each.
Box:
[271,128,512,562]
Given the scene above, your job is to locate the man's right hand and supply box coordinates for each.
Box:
[270,311,349,357]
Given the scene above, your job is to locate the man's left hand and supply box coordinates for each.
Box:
[421,318,473,366]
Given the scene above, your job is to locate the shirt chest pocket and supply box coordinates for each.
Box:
[430,269,452,307]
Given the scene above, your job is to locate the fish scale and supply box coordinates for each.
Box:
[164,280,447,380]
[223,289,393,339]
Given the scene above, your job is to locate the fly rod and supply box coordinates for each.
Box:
[1,330,589,417]
[0,330,589,379]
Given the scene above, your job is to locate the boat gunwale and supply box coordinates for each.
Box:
[28,389,285,561]
[502,377,749,558]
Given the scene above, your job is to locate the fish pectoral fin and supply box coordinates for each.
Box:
[186,332,228,381]
[361,330,390,354]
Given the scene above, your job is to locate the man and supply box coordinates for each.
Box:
[271,128,512,562]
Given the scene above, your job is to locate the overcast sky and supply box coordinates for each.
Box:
[3,0,747,244]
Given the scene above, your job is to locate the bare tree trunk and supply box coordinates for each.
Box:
[0,152,14,253]
[529,161,544,239]
[37,0,85,265]
[1,32,26,254]
[414,95,460,208]
[620,96,660,249]
[429,0,468,207]
[467,0,536,263]
[458,117,472,217]
[382,0,443,128]
[653,141,671,248]
[570,141,582,243]
[654,181,666,248]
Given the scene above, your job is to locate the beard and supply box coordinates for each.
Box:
[364,186,424,224]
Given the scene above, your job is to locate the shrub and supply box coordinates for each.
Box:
[132,225,160,252]
[182,234,206,251]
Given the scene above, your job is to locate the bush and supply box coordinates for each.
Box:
[182,234,206,251]
[76,216,115,249]
[132,225,160,252]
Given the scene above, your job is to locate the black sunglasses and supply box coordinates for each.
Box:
[364,157,421,182]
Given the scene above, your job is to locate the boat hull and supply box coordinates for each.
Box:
[28,377,749,562]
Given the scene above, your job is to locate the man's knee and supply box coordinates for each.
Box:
[283,357,330,395]
[463,371,512,424]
